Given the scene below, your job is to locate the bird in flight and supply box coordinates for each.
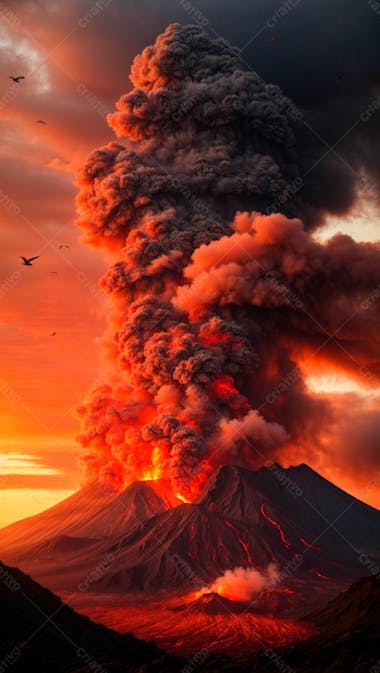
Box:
[58,244,70,249]
[36,120,47,124]
[9,76,25,83]
[49,271,58,275]
[50,332,57,337]
[19,256,39,266]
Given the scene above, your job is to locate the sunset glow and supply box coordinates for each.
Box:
[1,3,380,530]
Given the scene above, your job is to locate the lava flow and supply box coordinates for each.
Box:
[300,537,320,550]
[309,568,330,581]
[260,504,292,550]
[225,520,254,566]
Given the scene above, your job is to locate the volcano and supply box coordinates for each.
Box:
[1,463,379,655]
[71,464,379,610]
[0,464,379,603]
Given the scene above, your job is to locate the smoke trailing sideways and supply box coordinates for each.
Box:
[76,23,380,500]
[199,564,280,602]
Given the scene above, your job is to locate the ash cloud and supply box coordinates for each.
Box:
[76,24,380,498]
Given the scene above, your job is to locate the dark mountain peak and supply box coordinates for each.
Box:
[124,478,181,509]
[195,463,282,522]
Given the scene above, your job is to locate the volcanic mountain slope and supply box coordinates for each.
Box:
[244,575,380,673]
[0,481,114,558]
[86,464,380,596]
[1,464,379,602]
[0,479,179,563]
[198,463,380,550]
[0,560,161,673]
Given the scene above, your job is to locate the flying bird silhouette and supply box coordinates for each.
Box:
[58,244,70,249]
[49,271,58,275]
[50,332,57,336]
[36,120,47,124]
[9,76,24,83]
[19,256,39,266]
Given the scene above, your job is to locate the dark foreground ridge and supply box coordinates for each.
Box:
[0,560,161,672]
[0,561,379,672]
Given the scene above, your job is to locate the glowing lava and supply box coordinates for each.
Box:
[260,504,291,549]
[216,584,231,598]
[300,537,320,550]
[141,446,164,481]
[176,492,191,504]
[309,568,329,580]
[225,520,254,566]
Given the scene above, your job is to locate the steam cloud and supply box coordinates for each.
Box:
[200,564,279,602]
[76,24,380,498]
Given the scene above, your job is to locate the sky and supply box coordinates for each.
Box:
[0,0,379,526]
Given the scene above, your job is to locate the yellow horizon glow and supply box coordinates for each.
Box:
[0,488,75,528]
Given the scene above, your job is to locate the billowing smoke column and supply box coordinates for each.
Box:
[76,24,380,499]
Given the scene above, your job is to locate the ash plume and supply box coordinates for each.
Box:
[76,24,380,499]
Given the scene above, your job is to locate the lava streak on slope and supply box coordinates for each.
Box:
[225,520,254,566]
[260,504,292,550]
[309,568,330,581]
[300,537,320,550]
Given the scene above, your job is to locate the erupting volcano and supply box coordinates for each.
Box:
[75,23,380,508]
[1,462,379,654]
[1,21,380,663]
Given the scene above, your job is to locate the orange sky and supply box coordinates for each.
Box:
[1,2,380,527]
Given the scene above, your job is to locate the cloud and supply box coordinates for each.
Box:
[75,24,380,502]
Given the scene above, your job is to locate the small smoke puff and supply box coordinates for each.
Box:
[204,564,280,602]
[213,410,288,452]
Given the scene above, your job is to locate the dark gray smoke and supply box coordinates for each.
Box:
[76,24,380,499]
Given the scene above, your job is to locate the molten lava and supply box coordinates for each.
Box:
[176,492,191,504]
[300,537,320,550]
[260,504,291,549]
[309,568,330,580]
[141,446,164,482]
[225,520,254,566]
[216,583,234,600]
[208,375,250,415]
